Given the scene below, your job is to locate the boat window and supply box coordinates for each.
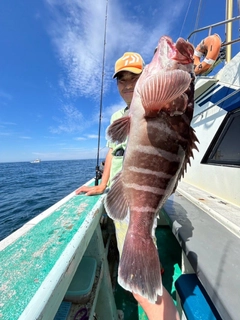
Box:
[201,108,240,167]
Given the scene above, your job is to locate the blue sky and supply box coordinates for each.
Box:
[0,0,239,163]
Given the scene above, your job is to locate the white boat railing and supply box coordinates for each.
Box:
[187,15,240,44]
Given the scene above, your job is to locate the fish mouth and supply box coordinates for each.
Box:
[162,36,194,65]
[163,36,177,59]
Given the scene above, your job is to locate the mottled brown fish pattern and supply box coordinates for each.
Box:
[105,36,198,303]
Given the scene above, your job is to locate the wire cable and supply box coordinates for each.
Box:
[193,0,203,45]
[179,0,192,38]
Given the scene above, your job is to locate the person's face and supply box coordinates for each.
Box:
[117,71,141,106]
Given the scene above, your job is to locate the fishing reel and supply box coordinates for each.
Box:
[95,165,102,185]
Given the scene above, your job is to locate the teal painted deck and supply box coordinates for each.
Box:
[0,192,102,320]
[0,184,182,320]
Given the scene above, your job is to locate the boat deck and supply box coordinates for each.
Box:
[0,183,117,320]
[178,180,240,237]
[1,178,240,319]
[162,183,240,320]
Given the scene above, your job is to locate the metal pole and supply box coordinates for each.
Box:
[226,0,233,62]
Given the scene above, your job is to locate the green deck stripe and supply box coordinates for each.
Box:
[0,194,101,320]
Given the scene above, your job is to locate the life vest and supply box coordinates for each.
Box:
[193,34,221,75]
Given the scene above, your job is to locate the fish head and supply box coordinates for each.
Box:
[153,36,194,73]
[137,36,195,117]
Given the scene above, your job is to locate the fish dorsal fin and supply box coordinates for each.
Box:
[140,69,191,116]
[181,126,199,178]
[106,115,130,143]
[104,172,128,221]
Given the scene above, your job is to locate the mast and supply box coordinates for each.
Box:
[226,0,233,62]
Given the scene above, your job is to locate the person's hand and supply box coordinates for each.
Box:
[75,184,107,196]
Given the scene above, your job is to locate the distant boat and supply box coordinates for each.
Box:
[30,159,41,163]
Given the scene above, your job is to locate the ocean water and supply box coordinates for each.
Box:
[0,159,101,241]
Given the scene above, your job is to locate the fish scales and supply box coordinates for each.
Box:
[105,36,198,302]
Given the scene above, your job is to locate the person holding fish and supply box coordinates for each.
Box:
[75,42,197,319]
[75,52,143,198]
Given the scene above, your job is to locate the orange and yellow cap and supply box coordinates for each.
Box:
[113,52,144,78]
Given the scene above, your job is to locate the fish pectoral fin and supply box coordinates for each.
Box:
[140,69,191,116]
[104,172,128,220]
[106,116,131,143]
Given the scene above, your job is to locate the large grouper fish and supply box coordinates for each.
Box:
[104,36,198,303]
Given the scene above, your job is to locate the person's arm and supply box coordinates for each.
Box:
[75,149,113,196]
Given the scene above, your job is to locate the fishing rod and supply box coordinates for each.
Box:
[95,0,109,186]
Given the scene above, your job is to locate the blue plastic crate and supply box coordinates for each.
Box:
[65,256,97,303]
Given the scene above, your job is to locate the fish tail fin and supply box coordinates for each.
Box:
[118,232,162,303]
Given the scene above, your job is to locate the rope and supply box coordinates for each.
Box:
[95,0,109,186]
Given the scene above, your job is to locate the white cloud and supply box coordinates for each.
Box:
[75,137,86,141]
[74,133,100,141]
[45,0,188,100]
[46,0,109,99]
[0,121,16,126]
[86,134,98,139]
[0,90,12,100]
[45,0,188,140]
[50,103,88,134]
[0,132,12,136]
[50,98,126,135]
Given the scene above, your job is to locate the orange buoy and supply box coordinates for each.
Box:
[193,34,221,75]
